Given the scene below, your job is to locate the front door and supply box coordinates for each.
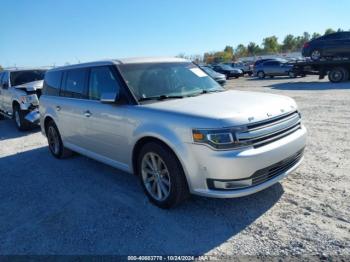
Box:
[82,66,128,166]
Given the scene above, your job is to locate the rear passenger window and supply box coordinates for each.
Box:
[43,71,62,96]
[88,66,120,100]
[62,69,87,99]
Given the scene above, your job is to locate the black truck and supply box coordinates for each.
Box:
[291,58,350,83]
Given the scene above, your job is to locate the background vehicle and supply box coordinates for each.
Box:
[40,57,306,209]
[224,62,253,76]
[254,60,294,79]
[302,32,350,61]
[292,58,350,83]
[0,69,46,130]
[199,66,226,85]
[212,64,242,79]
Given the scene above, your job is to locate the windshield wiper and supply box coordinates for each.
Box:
[138,95,184,102]
[188,89,226,97]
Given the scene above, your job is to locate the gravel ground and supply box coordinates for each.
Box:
[0,76,349,256]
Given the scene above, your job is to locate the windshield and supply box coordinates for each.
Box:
[201,66,217,75]
[11,70,46,86]
[118,62,224,101]
[219,64,234,70]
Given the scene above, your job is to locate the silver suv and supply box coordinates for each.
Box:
[0,69,46,130]
[40,57,307,208]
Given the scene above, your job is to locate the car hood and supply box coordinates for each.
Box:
[14,80,44,91]
[142,90,297,126]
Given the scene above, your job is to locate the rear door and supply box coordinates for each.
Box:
[56,68,90,149]
[263,61,279,75]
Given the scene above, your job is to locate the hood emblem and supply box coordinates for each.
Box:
[266,112,273,117]
[248,116,254,122]
[280,109,285,113]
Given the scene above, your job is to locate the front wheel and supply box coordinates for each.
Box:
[13,105,31,131]
[137,142,189,209]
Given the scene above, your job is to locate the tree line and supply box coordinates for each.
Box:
[178,28,347,64]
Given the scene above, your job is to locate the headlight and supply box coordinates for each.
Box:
[19,94,38,105]
[192,128,250,150]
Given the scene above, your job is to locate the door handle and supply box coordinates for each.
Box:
[84,110,92,117]
[56,106,61,111]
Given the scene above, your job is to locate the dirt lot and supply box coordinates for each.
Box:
[0,76,349,256]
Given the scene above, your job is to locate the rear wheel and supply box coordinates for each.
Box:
[257,71,265,79]
[288,71,297,78]
[137,142,189,209]
[13,105,31,131]
[310,49,321,61]
[46,120,73,158]
[328,67,347,83]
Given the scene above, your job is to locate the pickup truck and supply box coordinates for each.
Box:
[0,69,46,130]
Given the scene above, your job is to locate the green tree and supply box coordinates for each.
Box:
[0,65,3,71]
[247,42,261,56]
[282,34,296,52]
[235,44,248,58]
[325,28,336,35]
[224,45,233,55]
[262,36,280,53]
[312,32,321,39]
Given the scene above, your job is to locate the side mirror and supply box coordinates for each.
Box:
[100,91,119,103]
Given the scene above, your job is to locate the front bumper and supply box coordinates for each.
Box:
[182,125,307,198]
[24,109,40,124]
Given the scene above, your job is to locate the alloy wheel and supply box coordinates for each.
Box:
[48,126,60,155]
[14,111,21,128]
[141,152,171,201]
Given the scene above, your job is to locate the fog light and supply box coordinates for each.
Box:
[208,179,252,190]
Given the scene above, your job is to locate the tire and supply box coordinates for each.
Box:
[269,75,274,79]
[248,72,253,77]
[328,67,346,83]
[137,141,189,209]
[234,76,239,79]
[13,104,31,131]
[46,120,73,159]
[257,71,265,79]
[288,71,297,78]
[225,74,230,80]
[310,49,321,61]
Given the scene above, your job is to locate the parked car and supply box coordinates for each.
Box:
[253,58,287,68]
[254,60,295,79]
[302,32,350,61]
[199,66,226,85]
[0,68,46,130]
[212,64,242,79]
[224,62,253,76]
[40,57,306,208]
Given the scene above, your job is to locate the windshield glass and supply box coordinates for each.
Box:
[11,70,46,86]
[118,62,224,100]
[201,66,217,75]
[220,64,233,70]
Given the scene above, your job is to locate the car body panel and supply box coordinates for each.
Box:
[40,58,306,199]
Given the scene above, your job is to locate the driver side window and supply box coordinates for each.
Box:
[88,66,120,100]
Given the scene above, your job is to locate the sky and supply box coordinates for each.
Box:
[0,0,349,67]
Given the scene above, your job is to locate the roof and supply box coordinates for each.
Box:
[48,57,190,72]
[1,67,49,72]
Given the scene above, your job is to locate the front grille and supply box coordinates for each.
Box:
[251,148,304,186]
[236,111,301,148]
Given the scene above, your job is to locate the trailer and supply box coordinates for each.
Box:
[291,58,350,83]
